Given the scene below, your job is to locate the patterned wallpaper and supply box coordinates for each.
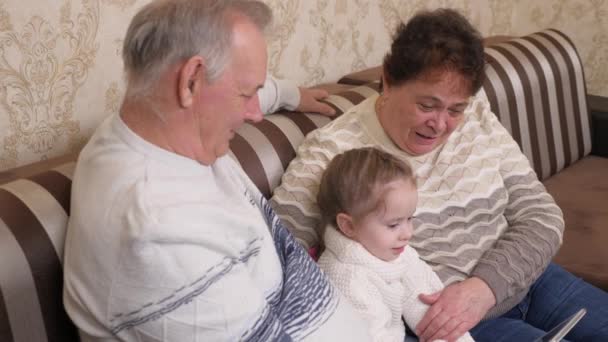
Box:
[1,0,607,170]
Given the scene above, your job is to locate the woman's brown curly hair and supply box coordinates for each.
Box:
[382,8,485,95]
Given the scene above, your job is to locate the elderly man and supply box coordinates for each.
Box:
[63,0,369,341]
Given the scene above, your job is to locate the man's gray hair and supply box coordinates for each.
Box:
[122,0,272,97]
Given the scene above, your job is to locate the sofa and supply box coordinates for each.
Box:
[0,29,606,342]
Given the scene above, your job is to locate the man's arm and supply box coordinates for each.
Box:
[106,205,287,341]
[259,75,335,116]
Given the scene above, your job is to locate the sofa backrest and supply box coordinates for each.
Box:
[0,28,590,342]
[482,29,591,180]
[0,165,78,341]
[229,82,380,198]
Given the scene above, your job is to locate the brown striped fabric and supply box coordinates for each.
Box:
[28,171,72,215]
[482,29,591,180]
[0,170,78,342]
[0,285,12,341]
[337,66,382,85]
[229,83,380,198]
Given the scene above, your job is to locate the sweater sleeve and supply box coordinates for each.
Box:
[105,198,286,341]
[400,248,444,329]
[470,103,564,305]
[401,249,476,342]
[259,75,300,114]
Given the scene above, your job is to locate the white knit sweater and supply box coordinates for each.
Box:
[318,227,475,342]
[63,79,371,341]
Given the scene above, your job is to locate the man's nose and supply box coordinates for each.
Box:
[244,94,263,122]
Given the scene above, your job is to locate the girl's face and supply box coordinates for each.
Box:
[346,179,417,261]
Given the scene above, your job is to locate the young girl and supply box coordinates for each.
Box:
[316,147,474,342]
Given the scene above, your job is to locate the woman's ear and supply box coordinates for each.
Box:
[336,213,357,239]
[178,55,205,108]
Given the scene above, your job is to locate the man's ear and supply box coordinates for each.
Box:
[336,213,357,239]
[178,55,205,108]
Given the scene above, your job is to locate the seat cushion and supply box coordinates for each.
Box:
[544,156,608,290]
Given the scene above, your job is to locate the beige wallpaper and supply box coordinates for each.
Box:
[1,0,607,170]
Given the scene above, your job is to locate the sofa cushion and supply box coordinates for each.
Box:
[0,164,78,341]
[545,156,608,290]
[482,29,591,181]
[229,82,380,198]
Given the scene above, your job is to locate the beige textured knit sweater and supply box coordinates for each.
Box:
[319,226,475,342]
[271,94,564,318]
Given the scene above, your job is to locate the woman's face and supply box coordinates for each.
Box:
[378,70,472,156]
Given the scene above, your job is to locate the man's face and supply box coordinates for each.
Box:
[378,70,471,156]
[195,18,267,163]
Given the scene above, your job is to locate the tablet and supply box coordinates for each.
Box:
[533,308,586,342]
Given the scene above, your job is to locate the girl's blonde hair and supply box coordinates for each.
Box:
[316,147,415,229]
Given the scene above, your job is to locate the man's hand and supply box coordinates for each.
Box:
[415,277,496,342]
[296,87,336,116]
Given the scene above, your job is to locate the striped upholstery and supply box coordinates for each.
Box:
[229,82,380,198]
[0,164,78,342]
[0,28,595,341]
[481,29,591,180]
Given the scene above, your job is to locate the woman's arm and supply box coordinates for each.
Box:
[470,104,564,304]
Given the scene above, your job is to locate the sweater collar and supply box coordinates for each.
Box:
[323,225,406,281]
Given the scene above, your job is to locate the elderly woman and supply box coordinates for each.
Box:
[271,8,608,342]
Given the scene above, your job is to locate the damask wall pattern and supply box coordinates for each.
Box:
[1,0,607,170]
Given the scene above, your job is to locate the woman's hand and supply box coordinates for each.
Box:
[415,277,496,342]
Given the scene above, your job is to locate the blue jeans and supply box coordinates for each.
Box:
[470,263,608,341]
